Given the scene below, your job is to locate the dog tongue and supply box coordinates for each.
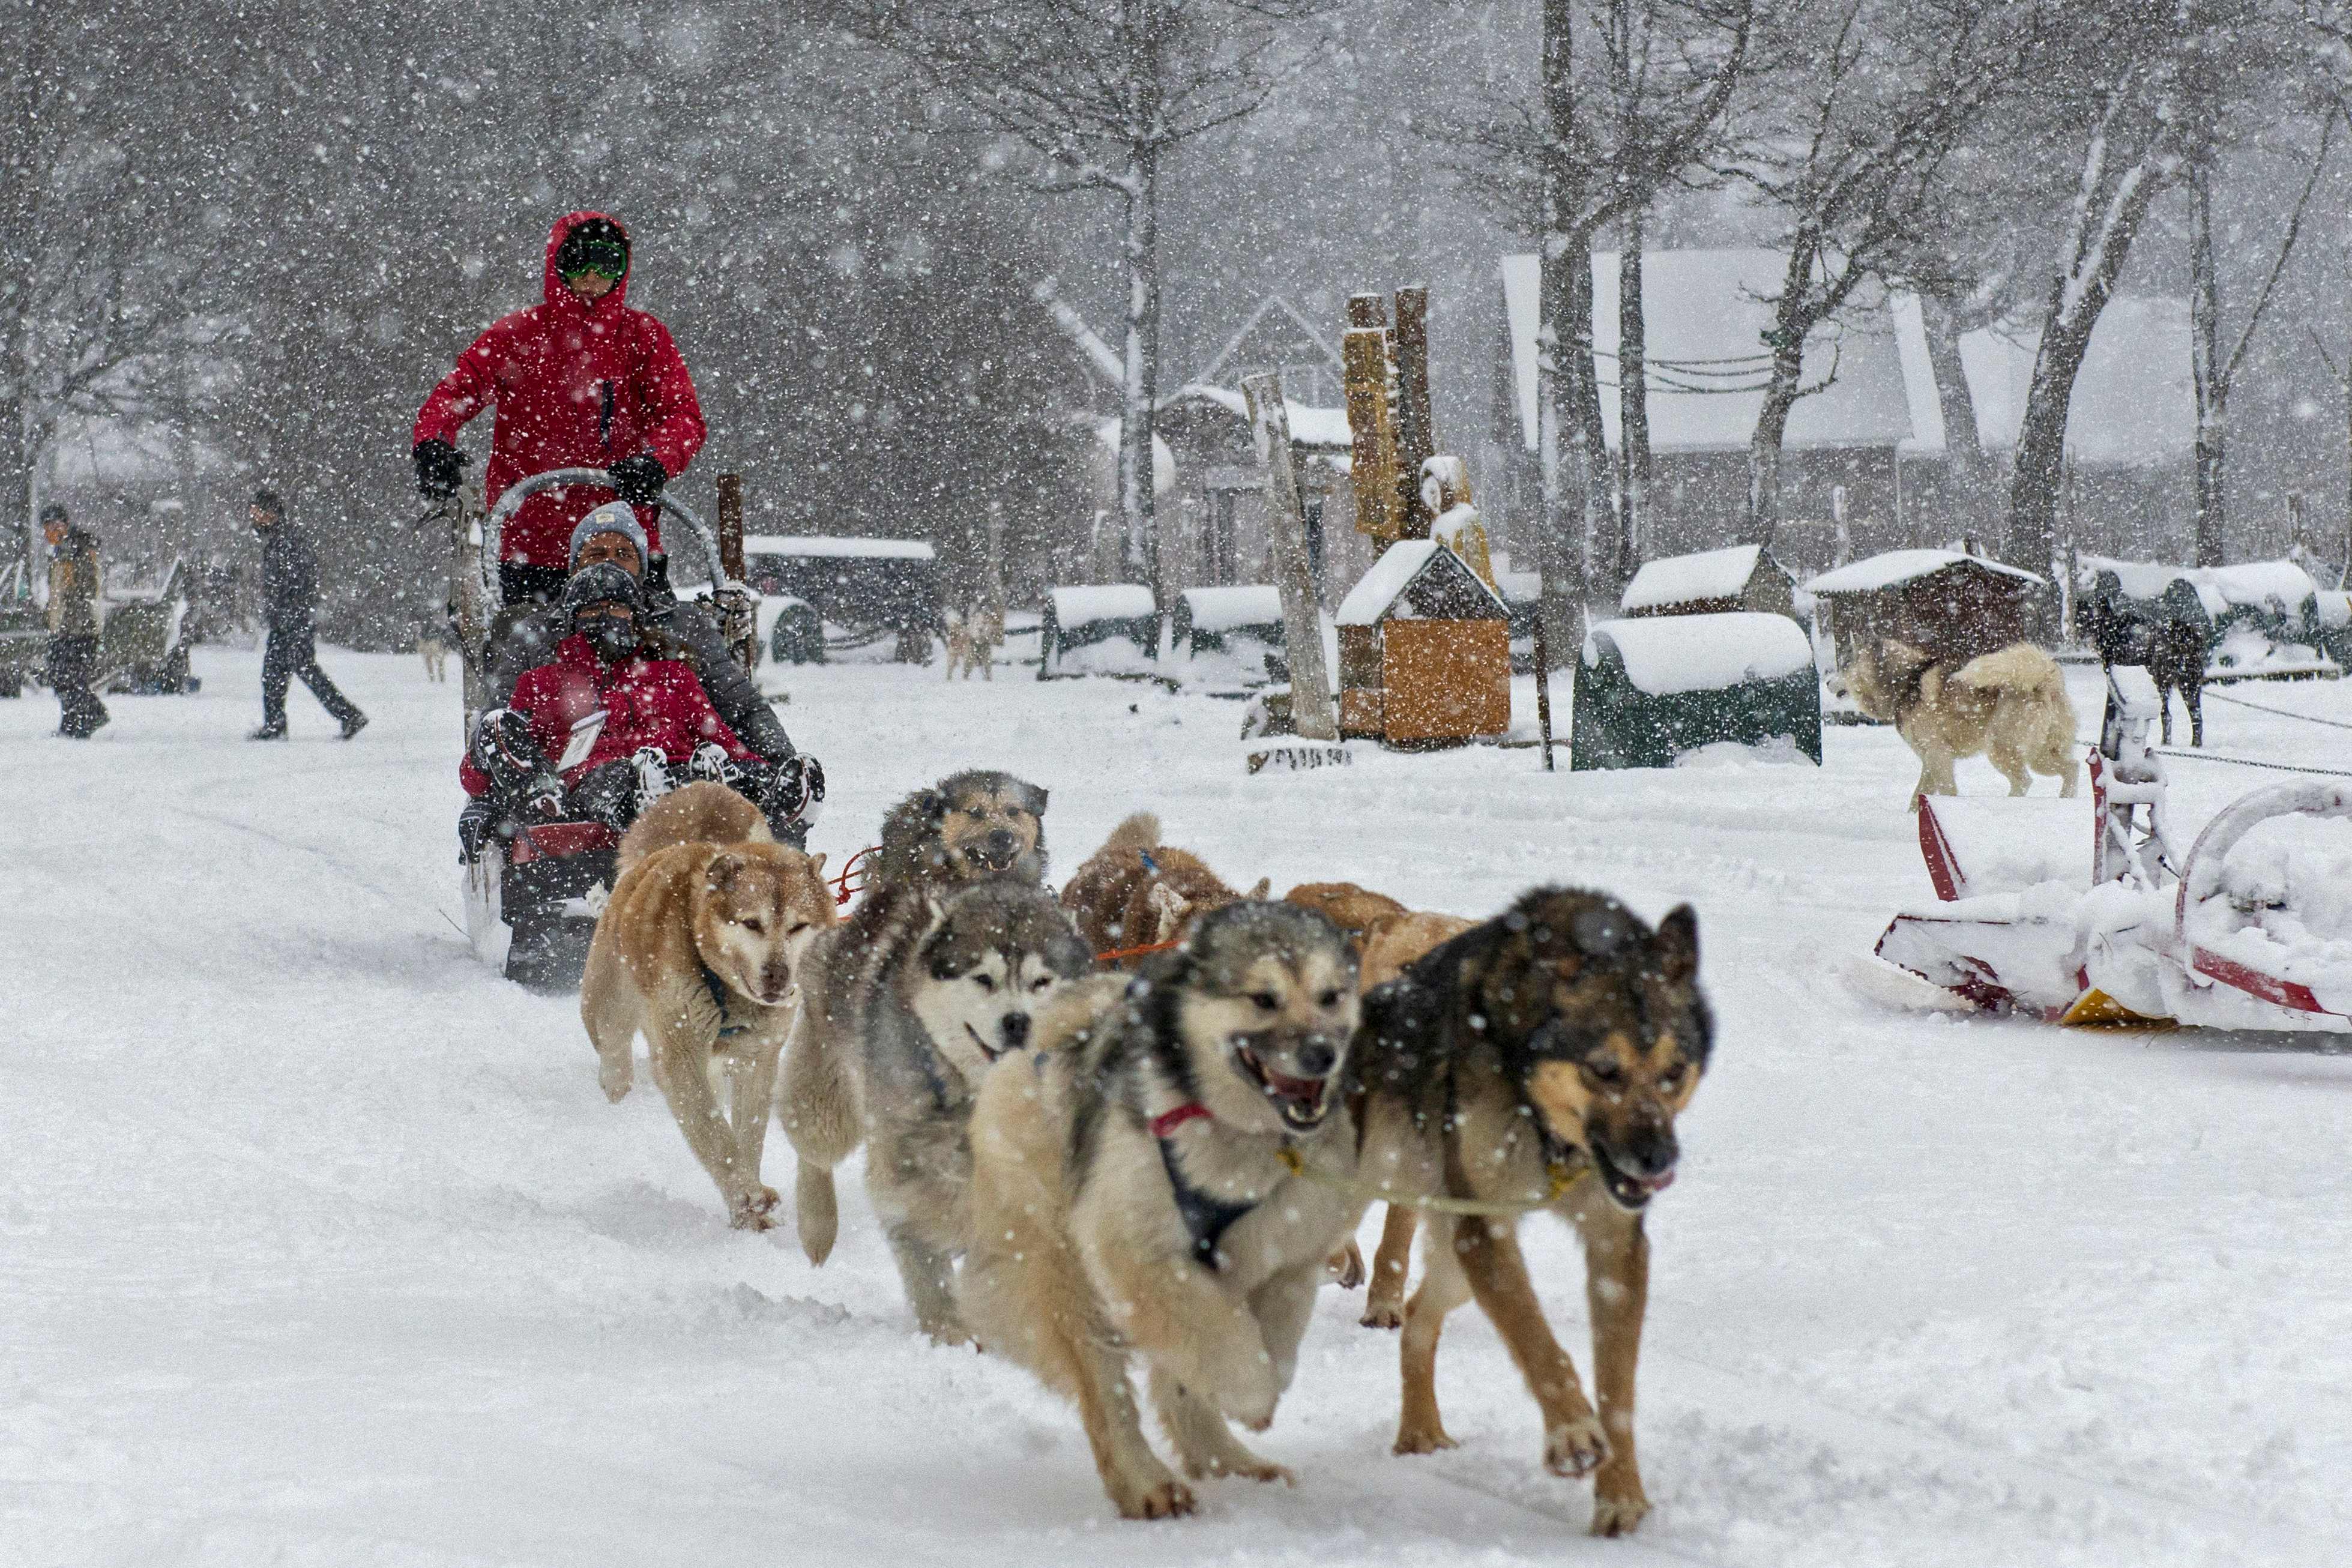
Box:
[1262,1065,1324,1102]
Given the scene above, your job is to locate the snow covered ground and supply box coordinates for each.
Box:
[7,648,2351,1567]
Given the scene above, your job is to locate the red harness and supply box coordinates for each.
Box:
[1148,1102,1213,1139]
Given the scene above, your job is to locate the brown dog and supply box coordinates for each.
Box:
[1351,888,1711,1537]
[1063,813,1268,962]
[1282,882,1473,1319]
[582,784,834,1230]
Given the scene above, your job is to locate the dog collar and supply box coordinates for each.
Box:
[1149,1102,1211,1139]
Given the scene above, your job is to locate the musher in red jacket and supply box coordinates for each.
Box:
[414,211,706,608]
[458,565,821,857]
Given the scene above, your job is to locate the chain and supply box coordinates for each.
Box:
[2152,748,2352,779]
[2203,688,2352,732]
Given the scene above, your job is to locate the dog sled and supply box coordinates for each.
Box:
[1868,666,2352,1033]
[449,468,758,990]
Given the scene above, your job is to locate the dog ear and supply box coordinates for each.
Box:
[1651,903,1699,985]
[919,788,947,821]
[1147,881,1192,943]
[807,851,827,878]
[1024,783,1049,817]
[705,851,743,891]
[1244,876,1270,900]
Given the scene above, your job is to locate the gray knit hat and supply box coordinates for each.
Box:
[569,502,648,570]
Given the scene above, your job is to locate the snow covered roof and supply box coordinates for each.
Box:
[1194,296,1342,387]
[1958,298,2193,467]
[1806,548,2045,596]
[2079,554,2323,619]
[1161,382,1352,453]
[743,535,935,561]
[1583,612,1817,696]
[1501,249,1937,456]
[1620,544,1775,612]
[1178,585,1283,632]
[1051,583,1156,629]
[1335,539,1509,626]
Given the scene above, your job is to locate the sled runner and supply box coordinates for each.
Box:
[1872,666,2352,1033]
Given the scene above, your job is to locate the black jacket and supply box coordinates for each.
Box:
[259,523,319,632]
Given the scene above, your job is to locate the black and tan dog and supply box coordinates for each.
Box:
[1351,887,1710,1537]
[959,901,1364,1519]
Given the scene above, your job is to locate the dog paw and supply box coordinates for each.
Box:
[729,1185,782,1230]
[1544,1414,1610,1479]
[1358,1291,1404,1330]
[1589,1483,1650,1537]
[1392,1421,1457,1456]
[1325,1241,1366,1290]
[1112,1474,1196,1521]
[598,1064,632,1103]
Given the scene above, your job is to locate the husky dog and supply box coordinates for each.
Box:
[1352,887,1710,1537]
[1836,636,2078,805]
[1063,813,1269,962]
[581,784,834,1229]
[944,603,1004,681]
[959,901,1363,1519]
[779,881,1093,1339]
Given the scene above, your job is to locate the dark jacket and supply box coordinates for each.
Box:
[489,590,792,761]
[259,522,320,632]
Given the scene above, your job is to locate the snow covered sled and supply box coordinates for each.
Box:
[454,468,755,991]
[1871,668,2352,1032]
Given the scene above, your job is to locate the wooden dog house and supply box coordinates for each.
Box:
[1620,543,1796,620]
[1334,539,1511,743]
[1806,549,2049,669]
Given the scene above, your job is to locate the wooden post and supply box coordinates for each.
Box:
[1531,565,1556,772]
[1244,373,1337,743]
[1393,286,1437,541]
[1348,293,1389,331]
[1343,328,1400,546]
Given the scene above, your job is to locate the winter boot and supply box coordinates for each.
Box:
[248,722,288,741]
[339,711,369,741]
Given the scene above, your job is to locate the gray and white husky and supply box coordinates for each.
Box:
[780,879,1093,1340]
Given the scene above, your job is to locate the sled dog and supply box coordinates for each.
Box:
[419,633,448,683]
[617,779,771,878]
[779,881,1093,1339]
[1837,636,2078,805]
[581,783,833,1230]
[959,901,1363,1519]
[1063,812,1268,962]
[944,603,1004,681]
[1351,887,1711,1537]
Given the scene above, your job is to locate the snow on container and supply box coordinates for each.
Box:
[1620,543,1796,620]
[1333,540,1510,744]
[1040,583,1158,676]
[1570,612,1821,770]
[1171,585,1285,657]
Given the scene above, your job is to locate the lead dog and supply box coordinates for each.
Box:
[582,783,834,1229]
[1352,887,1711,1536]
[1837,636,2078,805]
[959,901,1362,1519]
[779,881,1093,1339]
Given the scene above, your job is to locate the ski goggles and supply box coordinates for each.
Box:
[556,237,629,280]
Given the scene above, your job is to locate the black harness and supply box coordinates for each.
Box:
[1153,1120,1261,1271]
[699,964,750,1039]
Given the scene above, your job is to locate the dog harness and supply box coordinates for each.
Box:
[1149,1103,1260,1271]
[698,964,750,1040]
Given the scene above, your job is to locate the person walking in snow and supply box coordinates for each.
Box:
[41,502,109,739]
[412,211,707,609]
[249,489,367,741]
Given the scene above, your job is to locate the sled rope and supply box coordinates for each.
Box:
[829,845,879,907]
[1096,938,1183,964]
[2203,689,2352,732]
[2152,749,2352,779]
[1274,1146,1589,1216]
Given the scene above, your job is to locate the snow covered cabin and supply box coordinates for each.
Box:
[1620,543,1796,620]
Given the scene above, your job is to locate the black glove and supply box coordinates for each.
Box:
[458,798,500,863]
[570,759,642,831]
[761,753,825,831]
[415,439,466,500]
[608,453,666,507]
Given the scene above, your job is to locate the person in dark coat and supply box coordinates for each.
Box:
[249,489,367,741]
[41,502,109,739]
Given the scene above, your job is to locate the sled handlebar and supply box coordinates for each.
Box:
[479,468,737,607]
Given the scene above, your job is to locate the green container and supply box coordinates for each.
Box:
[1570,613,1822,771]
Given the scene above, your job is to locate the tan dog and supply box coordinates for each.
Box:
[582,783,833,1230]
[1352,888,1711,1537]
[1063,813,1268,962]
[1281,882,1473,1322]
[419,634,448,683]
[1838,637,2078,805]
[944,603,1003,681]
[959,901,1364,1519]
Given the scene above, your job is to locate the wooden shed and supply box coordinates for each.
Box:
[1620,544,1796,620]
[1334,540,1512,744]
[1806,549,2049,670]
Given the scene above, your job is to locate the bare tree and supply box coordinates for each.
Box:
[1732,0,2034,543]
[832,1,1337,594]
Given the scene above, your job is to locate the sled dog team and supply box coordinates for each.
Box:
[581,769,1710,1536]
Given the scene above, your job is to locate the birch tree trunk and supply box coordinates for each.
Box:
[1617,208,1651,585]
[1570,241,1614,588]
[2188,167,2227,567]
[1117,143,1162,594]
[1920,297,1992,538]
[1533,0,1587,662]
[1746,242,1817,545]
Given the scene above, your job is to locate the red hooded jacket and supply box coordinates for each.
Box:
[415,211,707,571]
[459,634,753,798]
